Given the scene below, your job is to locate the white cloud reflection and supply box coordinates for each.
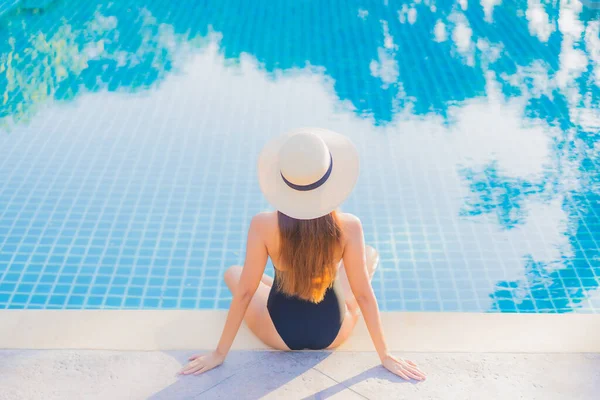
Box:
[0,31,574,311]
[585,21,600,86]
[558,0,584,39]
[481,0,502,23]
[448,76,553,179]
[434,19,447,42]
[370,21,400,87]
[450,11,475,66]
[526,0,555,42]
[407,7,418,24]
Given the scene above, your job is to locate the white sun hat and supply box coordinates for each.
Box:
[257,127,360,220]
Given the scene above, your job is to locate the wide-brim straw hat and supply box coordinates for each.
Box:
[257,127,359,220]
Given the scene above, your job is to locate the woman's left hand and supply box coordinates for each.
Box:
[381,354,426,381]
[179,351,225,376]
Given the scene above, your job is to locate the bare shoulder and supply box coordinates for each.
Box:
[337,212,362,228]
[337,212,363,240]
[249,211,278,234]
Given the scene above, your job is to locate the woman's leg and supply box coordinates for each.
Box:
[260,273,274,287]
[223,266,289,351]
[326,245,379,349]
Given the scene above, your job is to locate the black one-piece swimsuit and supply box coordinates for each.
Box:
[267,269,346,350]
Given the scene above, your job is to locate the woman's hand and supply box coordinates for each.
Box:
[381,354,426,381]
[179,351,225,376]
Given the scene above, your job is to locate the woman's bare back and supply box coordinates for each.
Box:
[255,210,358,272]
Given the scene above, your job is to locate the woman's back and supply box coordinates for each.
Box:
[257,210,358,274]
[254,210,359,350]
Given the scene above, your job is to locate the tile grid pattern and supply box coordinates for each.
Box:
[0,0,599,313]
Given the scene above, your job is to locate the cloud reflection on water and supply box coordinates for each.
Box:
[0,0,598,312]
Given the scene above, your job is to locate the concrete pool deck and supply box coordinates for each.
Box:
[1,311,599,399]
[1,350,598,399]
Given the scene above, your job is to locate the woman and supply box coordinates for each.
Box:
[180,128,426,381]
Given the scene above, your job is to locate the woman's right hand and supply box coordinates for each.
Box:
[381,354,426,381]
[179,350,226,376]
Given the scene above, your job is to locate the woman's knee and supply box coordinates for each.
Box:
[365,245,377,258]
[224,265,243,286]
[365,245,379,265]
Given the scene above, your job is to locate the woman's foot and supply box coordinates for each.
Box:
[339,245,379,316]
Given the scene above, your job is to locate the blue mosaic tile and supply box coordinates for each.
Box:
[0,0,599,313]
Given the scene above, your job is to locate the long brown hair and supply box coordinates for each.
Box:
[276,210,343,303]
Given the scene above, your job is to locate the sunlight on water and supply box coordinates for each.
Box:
[0,0,598,312]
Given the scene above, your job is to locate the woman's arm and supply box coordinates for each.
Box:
[215,215,268,356]
[342,216,426,381]
[180,215,268,375]
[342,217,389,359]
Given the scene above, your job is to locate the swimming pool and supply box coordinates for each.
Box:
[0,0,598,313]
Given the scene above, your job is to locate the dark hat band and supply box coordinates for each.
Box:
[280,153,333,192]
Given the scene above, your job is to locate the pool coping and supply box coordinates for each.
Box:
[2,310,599,352]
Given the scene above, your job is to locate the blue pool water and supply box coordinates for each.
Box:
[0,0,599,312]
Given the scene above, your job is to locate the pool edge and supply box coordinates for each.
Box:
[1,310,598,352]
